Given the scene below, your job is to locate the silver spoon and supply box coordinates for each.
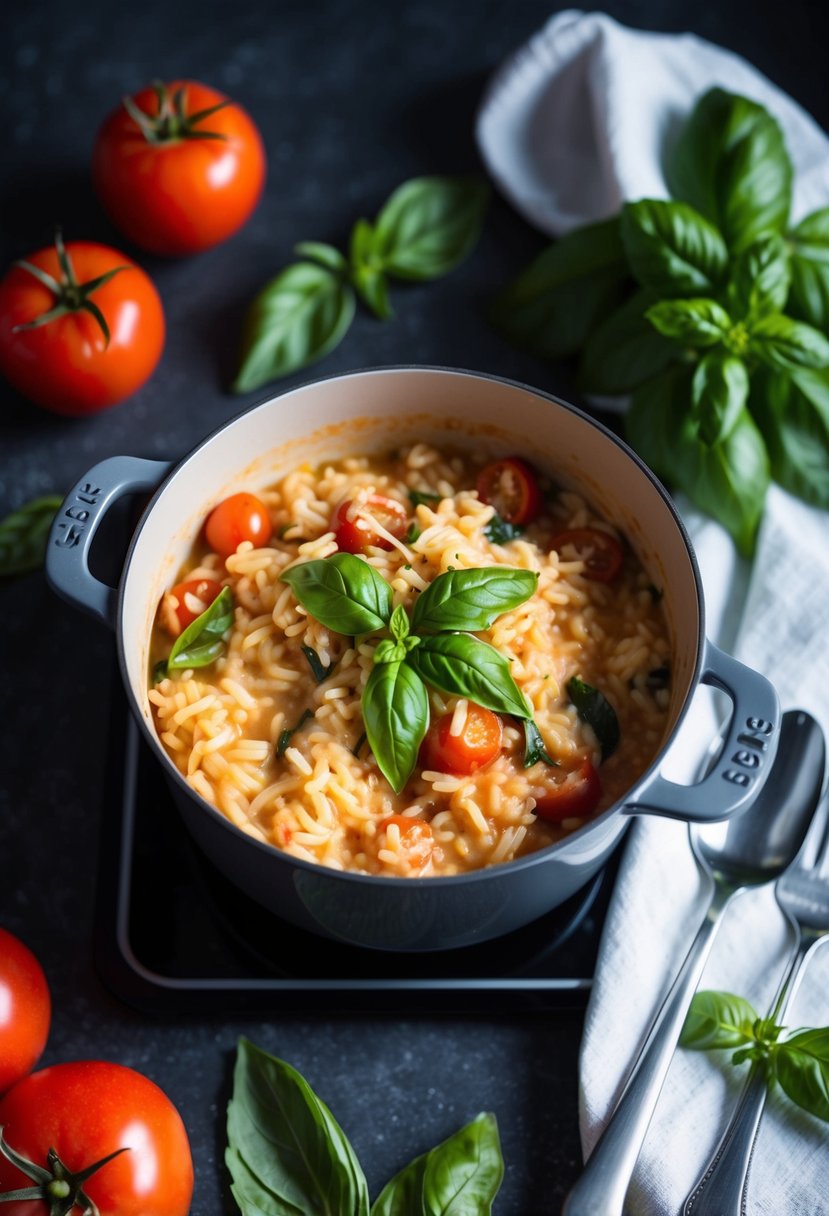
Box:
[562,709,826,1216]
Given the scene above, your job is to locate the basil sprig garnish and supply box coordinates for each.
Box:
[234,176,488,392]
[681,990,829,1124]
[160,585,235,676]
[0,495,62,577]
[281,556,548,793]
[494,86,829,554]
[226,1038,504,1216]
[567,676,620,761]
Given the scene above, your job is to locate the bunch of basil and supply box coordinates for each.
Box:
[493,88,829,555]
[226,1038,504,1215]
[234,176,489,393]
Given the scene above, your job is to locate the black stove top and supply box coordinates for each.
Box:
[94,686,621,1013]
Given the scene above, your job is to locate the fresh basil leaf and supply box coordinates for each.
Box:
[233,262,356,393]
[371,177,489,281]
[371,1152,428,1216]
[691,352,749,445]
[773,1027,829,1123]
[152,659,169,684]
[579,289,678,395]
[680,990,760,1051]
[750,367,829,507]
[373,638,406,665]
[788,207,829,331]
[166,585,235,672]
[749,313,829,372]
[408,633,530,720]
[352,264,393,320]
[301,645,335,684]
[404,523,421,544]
[567,676,619,761]
[728,233,791,319]
[626,366,691,478]
[523,719,557,768]
[281,553,392,635]
[226,1037,370,1216]
[277,708,314,757]
[483,514,524,545]
[362,659,429,793]
[666,87,793,252]
[645,298,731,347]
[411,567,538,634]
[409,489,441,508]
[294,241,349,273]
[620,199,728,296]
[490,217,630,360]
[421,1112,503,1216]
[0,495,62,577]
[389,603,410,642]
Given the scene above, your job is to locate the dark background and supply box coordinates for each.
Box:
[1,2,827,1211]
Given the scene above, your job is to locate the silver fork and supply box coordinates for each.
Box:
[683,785,829,1215]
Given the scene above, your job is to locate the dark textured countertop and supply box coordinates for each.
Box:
[1,1,826,1211]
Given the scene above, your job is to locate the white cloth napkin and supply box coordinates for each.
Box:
[476,12,829,1214]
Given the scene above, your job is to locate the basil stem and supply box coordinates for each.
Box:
[0,495,62,577]
[567,676,620,761]
[166,586,235,673]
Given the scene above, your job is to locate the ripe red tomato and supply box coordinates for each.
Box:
[167,577,224,632]
[380,816,435,868]
[93,79,266,256]
[552,528,625,582]
[0,1061,193,1216]
[530,759,602,822]
[421,704,503,775]
[0,930,50,1096]
[332,494,409,553]
[205,492,273,558]
[0,236,164,416]
[477,457,542,525]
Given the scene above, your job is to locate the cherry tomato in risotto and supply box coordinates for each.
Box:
[332,494,409,553]
[380,816,435,868]
[205,492,273,559]
[167,577,224,632]
[0,930,50,1096]
[421,703,503,776]
[0,233,164,416]
[530,759,602,822]
[0,1061,193,1216]
[93,79,266,256]
[552,527,625,582]
[476,457,542,525]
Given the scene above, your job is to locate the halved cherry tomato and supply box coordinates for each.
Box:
[530,759,602,822]
[205,492,272,559]
[421,703,503,775]
[332,494,408,553]
[0,929,51,1095]
[477,457,542,525]
[380,816,435,868]
[552,527,625,582]
[167,577,223,632]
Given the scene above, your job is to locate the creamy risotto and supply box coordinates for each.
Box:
[149,442,671,878]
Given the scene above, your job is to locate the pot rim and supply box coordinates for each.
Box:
[115,363,706,889]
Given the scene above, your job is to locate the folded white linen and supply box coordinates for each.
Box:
[476,13,829,1213]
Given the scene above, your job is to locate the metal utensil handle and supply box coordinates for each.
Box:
[45,456,172,629]
[562,888,730,1216]
[682,936,823,1216]
[629,640,780,824]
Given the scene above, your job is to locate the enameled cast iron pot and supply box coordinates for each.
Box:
[46,367,781,951]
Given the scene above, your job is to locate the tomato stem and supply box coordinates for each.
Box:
[0,1126,130,1216]
[122,79,231,144]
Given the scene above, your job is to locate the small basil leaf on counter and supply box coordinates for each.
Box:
[362,660,429,794]
[276,708,314,757]
[421,1112,504,1216]
[301,644,335,684]
[750,367,829,508]
[691,352,749,446]
[281,553,393,635]
[294,241,349,273]
[409,488,441,508]
[523,719,557,768]
[748,313,829,372]
[579,288,677,395]
[666,87,793,253]
[620,199,729,296]
[408,633,531,720]
[645,297,732,347]
[351,264,393,320]
[166,585,235,672]
[679,990,760,1051]
[567,675,620,761]
[226,1037,370,1216]
[728,232,791,319]
[787,207,829,332]
[371,1152,428,1216]
[371,177,489,282]
[490,216,630,361]
[773,1027,829,1123]
[411,567,537,634]
[483,514,524,545]
[0,495,62,577]
[233,262,356,393]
